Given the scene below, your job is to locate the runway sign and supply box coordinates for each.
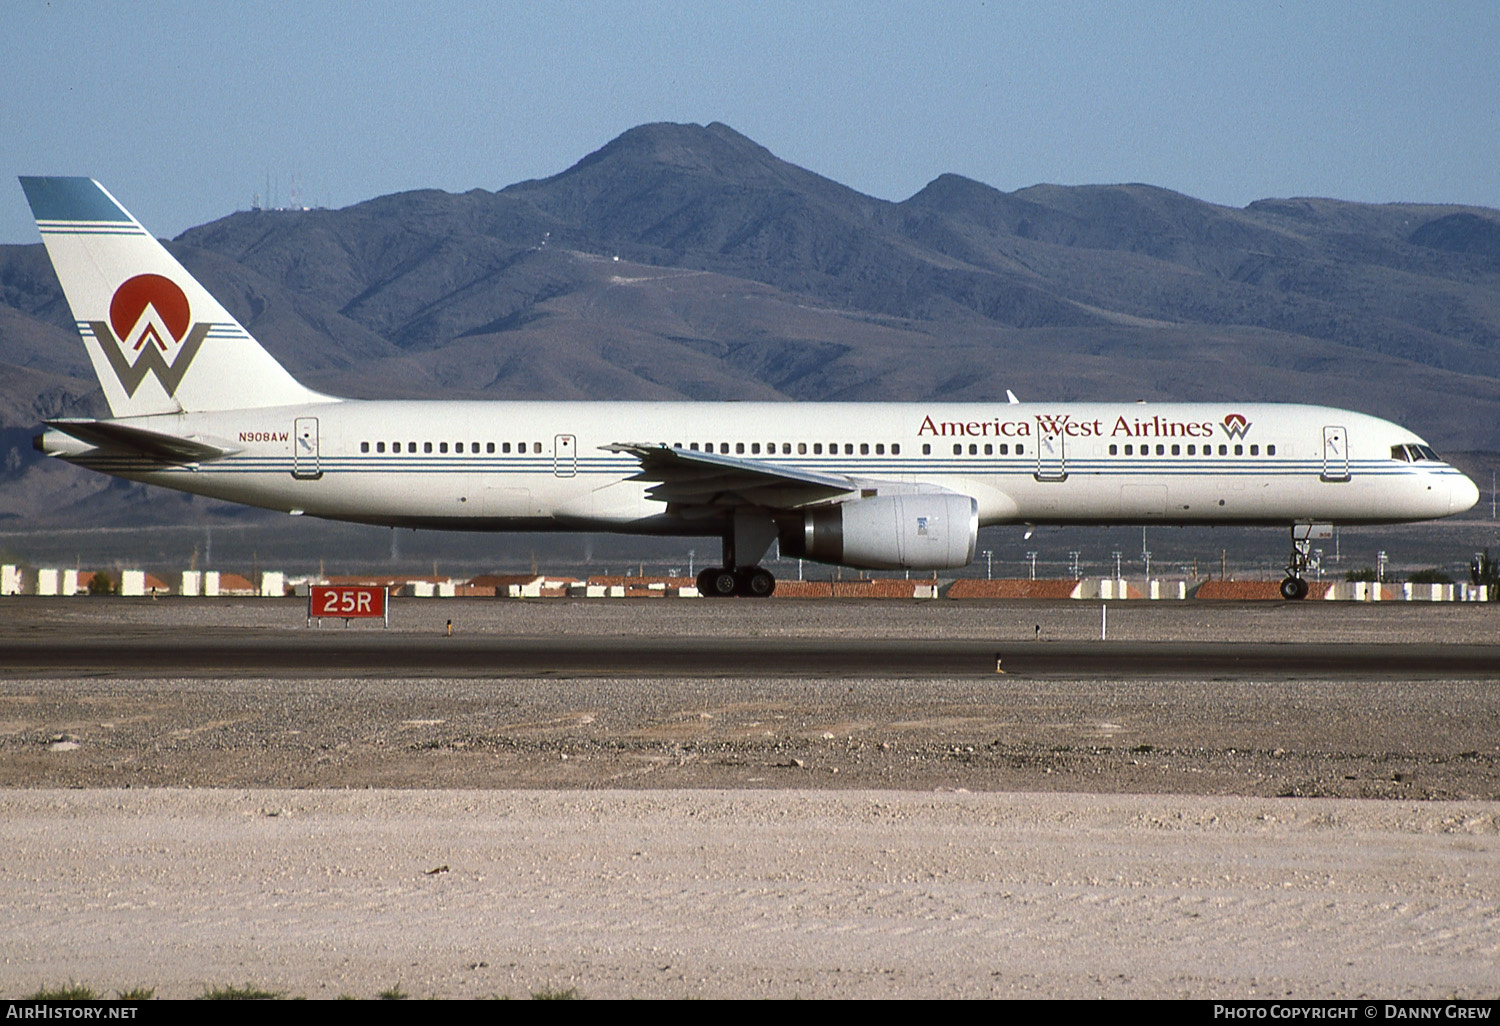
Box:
[309,585,389,626]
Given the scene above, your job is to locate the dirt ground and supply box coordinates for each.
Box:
[1,599,1498,999]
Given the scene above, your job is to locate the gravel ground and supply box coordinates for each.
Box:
[4,671,1499,800]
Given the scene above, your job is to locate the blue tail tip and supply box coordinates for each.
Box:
[19,177,130,223]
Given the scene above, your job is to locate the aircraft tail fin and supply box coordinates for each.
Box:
[19,177,331,417]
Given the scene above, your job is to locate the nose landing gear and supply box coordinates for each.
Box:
[1281,524,1326,600]
[1279,575,1310,600]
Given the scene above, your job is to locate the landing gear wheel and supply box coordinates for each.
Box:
[1282,525,1319,600]
[697,567,739,598]
[735,567,776,598]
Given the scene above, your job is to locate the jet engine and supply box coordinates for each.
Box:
[781,493,978,570]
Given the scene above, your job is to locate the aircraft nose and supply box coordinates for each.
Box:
[1450,473,1480,514]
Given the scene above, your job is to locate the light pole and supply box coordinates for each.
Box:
[1112,550,1122,579]
[982,549,993,580]
[1068,551,1081,579]
[1027,551,1038,580]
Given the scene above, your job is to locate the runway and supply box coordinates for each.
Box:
[5,631,1500,678]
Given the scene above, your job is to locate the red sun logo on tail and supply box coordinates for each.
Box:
[90,275,210,397]
[110,274,191,353]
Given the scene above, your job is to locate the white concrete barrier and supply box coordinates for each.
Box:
[1097,578,1129,600]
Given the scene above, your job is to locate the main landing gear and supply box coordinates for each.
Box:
[696,510,779,598]
[1280,526,1314,600]
[696,565,776,598]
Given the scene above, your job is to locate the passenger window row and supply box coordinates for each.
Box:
[360,441,543,454]
[1109,442,1275,457]
[919,442,1028,456]
[356,438,1286,460]
[679,442,901,456]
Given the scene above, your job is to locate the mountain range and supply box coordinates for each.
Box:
[3,120,1499,527]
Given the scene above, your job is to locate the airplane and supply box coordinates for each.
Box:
[20,177,1481,600]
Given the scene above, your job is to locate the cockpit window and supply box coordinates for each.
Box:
[1392,444,1444,463]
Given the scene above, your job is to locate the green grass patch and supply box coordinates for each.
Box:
[531,986,581,1000]
[201,983,283,1000]
[26,982,99,1001]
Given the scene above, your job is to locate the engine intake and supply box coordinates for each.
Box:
[782,493,978,571]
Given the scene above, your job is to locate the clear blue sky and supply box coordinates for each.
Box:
[4,0,1498,243]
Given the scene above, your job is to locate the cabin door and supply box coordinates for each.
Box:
[1321,425,1350,482]
[553,434,577,478]
[293,417,321,480]
[1035,426,1067,481]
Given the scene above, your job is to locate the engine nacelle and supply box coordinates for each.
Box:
[782,493,978,571]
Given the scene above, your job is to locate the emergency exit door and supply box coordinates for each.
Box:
[553,434,577,477]
[293,417,321,479]
[1321,425,1349,482]
[1035,425,1067,481]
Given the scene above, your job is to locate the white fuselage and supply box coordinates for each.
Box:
[56,400,1478,534]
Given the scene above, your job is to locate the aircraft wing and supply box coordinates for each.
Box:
[45,419,241,463]
[603,443,861,511]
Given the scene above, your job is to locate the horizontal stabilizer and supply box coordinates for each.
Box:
[45,418,240,463]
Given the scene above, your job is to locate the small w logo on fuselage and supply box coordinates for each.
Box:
[1221,413,1252,439]
[88,274,209,397]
